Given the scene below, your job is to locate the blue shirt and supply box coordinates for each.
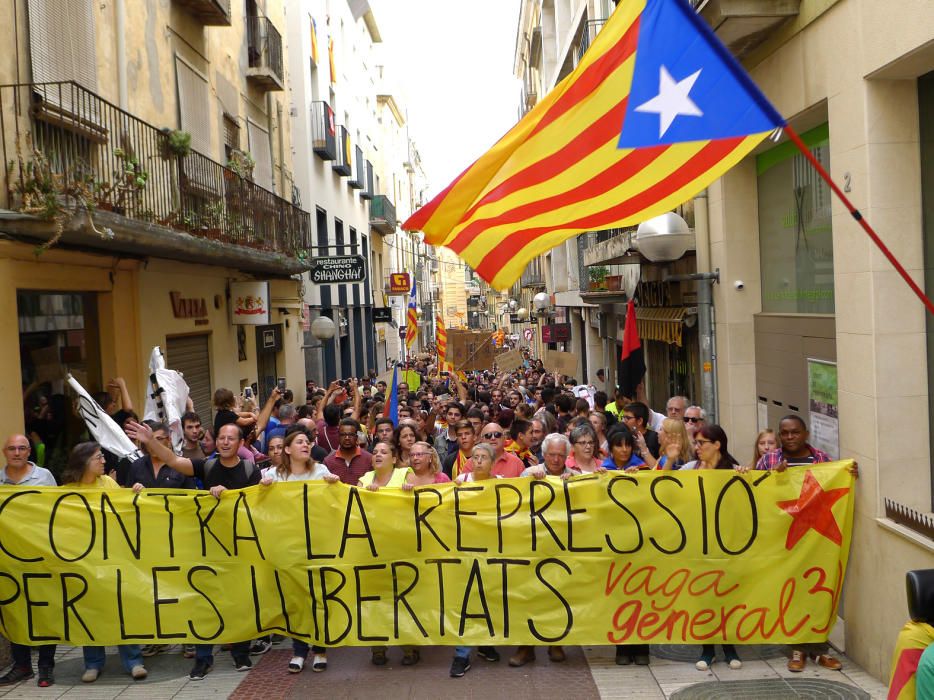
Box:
[601,454,646,470]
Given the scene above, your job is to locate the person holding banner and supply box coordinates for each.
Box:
[521,433,576,480]
[0,434,57,688]
[565,424,604,474]
[403,441,451,487]
[358,440,409,491]
[601,429,646,473]
[60,442,148,683]
[653,418,695,470]
[124,420,260,679]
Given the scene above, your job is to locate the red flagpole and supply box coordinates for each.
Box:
[784,125,934,317]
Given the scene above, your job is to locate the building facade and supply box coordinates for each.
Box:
[0,0,310,466]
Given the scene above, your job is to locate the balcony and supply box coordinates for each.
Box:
[173,0,231,25]
[348,144,364,190]
[0,82,310,276]
[361,160,374,201]
[247,16,284,91]
[369,194,396,235]
[577,19,607,63]
[692,0,800,58]
[331,126,352,176]
[311,101,336,160]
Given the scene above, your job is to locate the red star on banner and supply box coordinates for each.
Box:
[776,470,850,550]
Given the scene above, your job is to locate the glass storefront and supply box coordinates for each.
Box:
[757,124,835,314]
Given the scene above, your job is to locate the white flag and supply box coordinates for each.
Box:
[66,374,143,462]
[143,346,190,452]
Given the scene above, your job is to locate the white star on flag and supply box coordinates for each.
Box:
[635,66,704,138]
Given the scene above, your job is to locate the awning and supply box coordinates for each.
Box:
[635,306,688,346]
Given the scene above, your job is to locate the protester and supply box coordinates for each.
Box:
[125,420,259,679]
[60,442,149,682]
[653,418,695,470]
[393,421,419,467]
[359,440,409,490]
[323,419,373,484]
[404,441,451,487]
[442,420,477,478]
[565,424,602,473]
[602,428,646,472]
[522,433,576,479]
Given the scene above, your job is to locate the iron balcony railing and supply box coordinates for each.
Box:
[361,159,374,200]
[577,19,607,63]
[0,81,309,254]
[311,101,336,160]
[348,144,364,189]
[332,125,352,176]
[247,15,284,89]
[369,194,396,234]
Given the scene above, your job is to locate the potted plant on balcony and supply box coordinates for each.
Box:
[588,265,609,291]
[198,200,225,241]
[160,129,192,160]
[226,149,255,180]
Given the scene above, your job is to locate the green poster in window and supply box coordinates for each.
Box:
[807,359,839,459]
[757,124,835,313]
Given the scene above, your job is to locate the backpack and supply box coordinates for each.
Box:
[202,457,255,487]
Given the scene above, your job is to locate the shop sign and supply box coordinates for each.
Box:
[169,292,208,319]
[509,313,521,324]
[541,323,571,343]
[388,272,411,294]
[398,326,406,339]
[373,307,392,323]
[230,281,270,325]
[309,255,367,284]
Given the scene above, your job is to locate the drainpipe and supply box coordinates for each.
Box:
[691,190,718,422]
[116,0,128,110]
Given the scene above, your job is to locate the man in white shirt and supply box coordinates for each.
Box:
[0,434,57,688]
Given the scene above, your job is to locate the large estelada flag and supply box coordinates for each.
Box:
[402,0,785,290]
[619,299,646,398]
[405,278,418,349]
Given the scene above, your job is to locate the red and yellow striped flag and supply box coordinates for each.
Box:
[402,0,785,290]
[436,312,448,367]
[405,278,418,350]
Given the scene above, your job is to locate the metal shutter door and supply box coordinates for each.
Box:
[27,0,98,90]
[175,58,212,156]
[247,119,273,190]
[165,334,212,421]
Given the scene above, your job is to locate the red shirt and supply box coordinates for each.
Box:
[460,451,525,478]
[323,447,373,485]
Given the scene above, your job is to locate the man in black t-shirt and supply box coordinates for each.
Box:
[125,420,260,679]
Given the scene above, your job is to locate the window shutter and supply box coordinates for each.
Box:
[175,57,212,156]
[248,119,273,191]
[27,0,98,90]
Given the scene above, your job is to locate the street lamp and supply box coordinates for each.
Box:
[310,315,337,341]
[517,307,529,321]
[532,292,550,311]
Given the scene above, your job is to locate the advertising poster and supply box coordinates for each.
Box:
[807,359,839,459]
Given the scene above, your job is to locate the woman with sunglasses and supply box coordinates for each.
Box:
[677,424,744,671]
[403,441,451,488]
[61,443,148,683]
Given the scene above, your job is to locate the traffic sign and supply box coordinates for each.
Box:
[524,328,534,341]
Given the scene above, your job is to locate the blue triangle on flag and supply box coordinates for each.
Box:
[617,0,785,149]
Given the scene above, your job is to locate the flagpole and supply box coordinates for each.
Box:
[784,125,934,317]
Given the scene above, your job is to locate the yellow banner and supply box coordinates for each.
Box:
[0,463,855,646]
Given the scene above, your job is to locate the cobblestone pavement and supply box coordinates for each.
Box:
[0,643,891,699]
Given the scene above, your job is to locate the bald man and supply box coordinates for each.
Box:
[1,434,56,486]
[459,423,525,478]
[0,434,57,688]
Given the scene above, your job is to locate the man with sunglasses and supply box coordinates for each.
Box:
[683,406,706,446]
[460,422,525,478]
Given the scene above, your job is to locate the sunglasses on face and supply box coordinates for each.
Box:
[684,416,702,423]
[482,432,504,439]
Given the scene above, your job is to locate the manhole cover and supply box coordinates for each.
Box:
[671,678,870,699]
[651,644,787,662]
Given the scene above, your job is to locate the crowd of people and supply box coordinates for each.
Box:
[0,354,856,685]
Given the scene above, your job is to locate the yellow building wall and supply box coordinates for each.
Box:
[0,241,143,439]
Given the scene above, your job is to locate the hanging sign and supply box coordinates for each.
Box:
[230,281,270,325]
[309,256,367,284]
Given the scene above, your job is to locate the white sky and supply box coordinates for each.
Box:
[370,0,522,197]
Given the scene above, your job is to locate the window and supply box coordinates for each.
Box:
[223,115,240,162]
[27,0,97,91]
[176,57,212,156]
[757,123,834,314]
[247,119,273,190]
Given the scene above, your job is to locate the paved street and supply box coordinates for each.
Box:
[0,643,889,699]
